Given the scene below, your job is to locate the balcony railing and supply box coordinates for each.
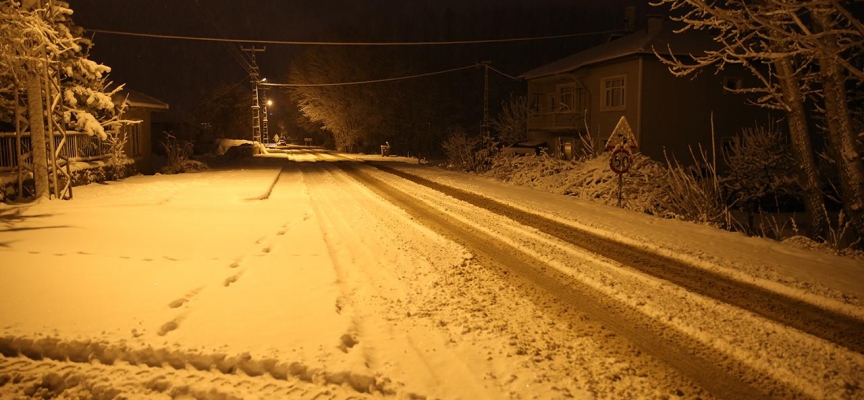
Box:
[527,112,583,131]
[0,131,105,173]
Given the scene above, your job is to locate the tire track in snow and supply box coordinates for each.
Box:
[341,163,775,400]
[302,164,435,397]
[303,163,538,399]
[0,337,388,399]
[369,163,864,355]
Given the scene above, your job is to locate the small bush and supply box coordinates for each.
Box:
[660,146,735,229]
[490,95,527,145]
[103,130,133,180]
[442,129,480,172]
[722,122,799,233]
[160,132,207,174]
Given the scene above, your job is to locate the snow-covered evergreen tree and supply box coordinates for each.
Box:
[1,0,123,199]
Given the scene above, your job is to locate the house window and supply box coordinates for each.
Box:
[601,75,626,110]
[128,123,141,157]
[530,93,542,113]
[557,84,576,112]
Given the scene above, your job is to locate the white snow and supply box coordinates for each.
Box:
[0,152,862,399]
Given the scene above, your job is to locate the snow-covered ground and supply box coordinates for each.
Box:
[1,151,862,399]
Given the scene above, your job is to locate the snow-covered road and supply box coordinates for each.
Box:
[1,150,862,399]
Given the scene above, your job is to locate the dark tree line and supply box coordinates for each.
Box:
[283,1,635,158]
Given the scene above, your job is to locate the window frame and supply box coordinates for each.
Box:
[601,75,627,111]
[556,83,577,113]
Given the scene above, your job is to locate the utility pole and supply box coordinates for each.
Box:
[262,87,270,143]
[480,61,491,137]
[242,46,266,142]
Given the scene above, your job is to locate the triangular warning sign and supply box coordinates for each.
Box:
[604,116,639,150]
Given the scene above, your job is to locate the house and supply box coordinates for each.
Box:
[114,90,170,174]
[0,89,167,198]
[519,15,771,163]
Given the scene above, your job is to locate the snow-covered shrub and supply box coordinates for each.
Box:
[487,151,668,215]
[822,208,861,251]
[562,153,668,214]
[489,151,573,186]
[577,132,599,161]
[160,133,207,174]
[442,129,480,171]
[722,123,799,231]
[472,134,502,174]
[103,130,133,180]
[754,212,800,241]
[490,95,527,145]
[659,147,735,229]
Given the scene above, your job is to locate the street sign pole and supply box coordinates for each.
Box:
[605,116,637,208]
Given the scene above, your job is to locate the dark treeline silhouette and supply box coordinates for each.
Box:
[68,0,651,156]
[285,1,644,157]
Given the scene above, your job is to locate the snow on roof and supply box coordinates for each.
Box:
[519,22,717,80]
[114,89,170,111]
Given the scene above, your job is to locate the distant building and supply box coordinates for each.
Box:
[519,15,771,163]
[113,90,169,174]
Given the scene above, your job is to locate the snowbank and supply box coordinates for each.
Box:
[214,139,268,156]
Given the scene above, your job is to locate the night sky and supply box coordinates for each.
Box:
[67,0,655,121]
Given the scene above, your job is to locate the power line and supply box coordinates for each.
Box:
[86,28,621,46]
[207,76,250,101]
[193,0,254,75]
[486,64,520,80]
[259,64,480,87]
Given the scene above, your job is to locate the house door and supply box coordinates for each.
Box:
[559,137,575,160]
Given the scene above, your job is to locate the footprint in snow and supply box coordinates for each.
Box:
[338,334,358,353]
[168,298,188,308]
[224,273,242,287]
[168,287,204,308]
[157,318,182,336]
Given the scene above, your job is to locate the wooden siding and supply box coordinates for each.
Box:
[639,57,772,165]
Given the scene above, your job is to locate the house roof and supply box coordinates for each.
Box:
[114,90,170,111]
[519,21,717,80]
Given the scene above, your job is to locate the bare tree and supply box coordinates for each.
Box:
[652,0,833,238]
[288,48,395,153]
[193,83,249,140]
[490,94,527,145]
[806,3,864,238]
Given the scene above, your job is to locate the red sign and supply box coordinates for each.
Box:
[610,148,632,174]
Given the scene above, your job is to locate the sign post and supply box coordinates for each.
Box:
[605,116,639,208]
